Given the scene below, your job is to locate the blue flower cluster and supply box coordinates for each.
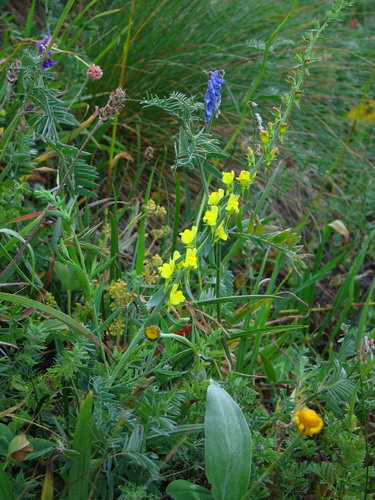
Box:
[204,69,225,122]
[37,35,57,70]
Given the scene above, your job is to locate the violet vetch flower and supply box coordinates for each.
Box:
[37,35,57,70]
[204,69,225,122]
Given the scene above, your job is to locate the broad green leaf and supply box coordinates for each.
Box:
[167,479,213,500]
[205,380,252,500]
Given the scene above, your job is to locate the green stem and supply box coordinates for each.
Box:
[216,243,233,369]
[172,170,181,253]
[198,160,210,197]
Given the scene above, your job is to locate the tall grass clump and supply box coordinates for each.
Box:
[0,0,374,499]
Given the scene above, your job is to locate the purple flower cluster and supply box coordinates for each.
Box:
[204,69,225,122]
[37,35,57,70]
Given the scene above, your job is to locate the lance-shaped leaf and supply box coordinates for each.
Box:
[205,380,252,500]
[68,392,93,500]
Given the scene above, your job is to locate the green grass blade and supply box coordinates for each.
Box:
[68,392,94,500]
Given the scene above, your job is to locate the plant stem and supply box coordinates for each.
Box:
[172,170,181,253]
[216,243,233,369]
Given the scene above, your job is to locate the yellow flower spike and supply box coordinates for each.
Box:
[144,325,160,341]
[179,226,198,246]
[167,284,186,307]
[294,408,324,436]
[203,205,219,227]
[183,248,198,269]
[225,194,240,214]
[158,259,175,279]
[208,189,225,206]
[215,222,228,242]
[222,171,235,190]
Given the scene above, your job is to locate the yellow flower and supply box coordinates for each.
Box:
[172,250,183,269]
[239,170,253,188]
[183,248,198,269]
[294,409,323,436]
[144,325,160,341]
[222,170,235,188]
[203,205,218,227]
[225,194,240,214]
[180,226,198,246]
[208,189,224,206]
[168,284,185,307]
[158,259,175,279]
[215,222,228,241]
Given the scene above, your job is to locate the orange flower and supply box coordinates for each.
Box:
[294,408,323,436]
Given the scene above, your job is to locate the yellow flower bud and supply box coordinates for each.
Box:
[179,226,197,246]
[203,205,219,226]
[294,409,323,436]
[260,129,270,145]
[208,189,225,206]
[247,146,255,167]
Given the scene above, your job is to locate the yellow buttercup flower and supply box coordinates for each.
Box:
[222,170,235,188]
[158,259,175,279]
[168,284,185,307]
[183,248,198,269]
[144,325,160,341]
[208,189,224,206]
[294,409,323,436]
[225,194,240,214]
[203,205,218,227]
[180,226,197,246]
[215,222,228,242]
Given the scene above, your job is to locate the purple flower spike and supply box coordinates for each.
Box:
[204,69,225,122]
[37,34,57,70]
